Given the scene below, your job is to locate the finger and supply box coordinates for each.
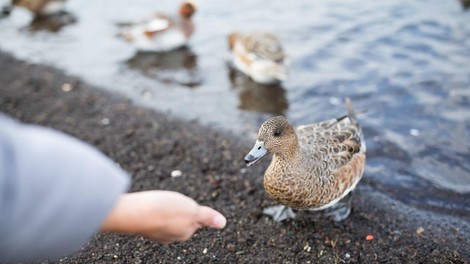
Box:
[195,206,226,229]
[156,237,174,245]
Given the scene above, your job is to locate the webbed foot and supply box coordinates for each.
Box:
[323,192,353,222]
[263,205,296,222]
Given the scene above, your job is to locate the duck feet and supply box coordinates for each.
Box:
[263,205,296,222]
[323,192,353,222]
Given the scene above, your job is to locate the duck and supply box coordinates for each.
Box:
[244,98,366,222]
[9,0,65,17]
[461,0,470,9]
[120,1,197,52]
[228,31,287,85]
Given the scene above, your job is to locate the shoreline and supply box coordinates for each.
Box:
[1,51,469,263]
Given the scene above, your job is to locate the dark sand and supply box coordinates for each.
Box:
[1,51,469,263]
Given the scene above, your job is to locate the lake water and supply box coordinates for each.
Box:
[0,0,469,218]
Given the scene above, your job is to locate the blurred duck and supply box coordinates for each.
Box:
[9,0,65,17]
[228,31,287,85]
[244,98,366,222]
[461,0,470,9]
[120,1,197,52]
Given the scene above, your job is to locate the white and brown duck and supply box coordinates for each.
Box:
[9,0,66,17]
[120,1,197,52]
[244,98,366,222]
[228,31,287,85]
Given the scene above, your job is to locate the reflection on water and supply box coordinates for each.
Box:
[228,66,288,115]
[125,48,201,88]
[0,0,469,219]
[27,11,76,32]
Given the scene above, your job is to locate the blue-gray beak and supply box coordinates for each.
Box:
[244,140,268,167]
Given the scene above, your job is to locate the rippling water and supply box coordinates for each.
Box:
[0,0,469,218]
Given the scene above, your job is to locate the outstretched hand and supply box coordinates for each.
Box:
[100,191,226,243]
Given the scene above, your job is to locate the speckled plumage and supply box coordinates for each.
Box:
[246,99,366,214]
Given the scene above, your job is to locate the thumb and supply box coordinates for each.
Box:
[196,206,227,229]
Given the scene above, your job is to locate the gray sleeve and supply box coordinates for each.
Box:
[0,115,131,261]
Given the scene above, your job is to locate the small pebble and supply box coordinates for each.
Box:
[171,170,182,177]
[416,227,425,235]
[113,255,118,259]
[101,118,110,126]
[226,243,236,251]
[240,168,247,174]
[203,248,208,254]
[177,256,181,260]
[366,234,374,241]
[410,129,420,136]
[345,253,351,259]
[61,83,73,92]
[303,242,311,252]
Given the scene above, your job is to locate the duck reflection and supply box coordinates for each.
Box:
[228,66,288,115]
[27,11,76,32]
[125,47,202,88]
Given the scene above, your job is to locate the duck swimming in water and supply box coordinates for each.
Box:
[9,0,65,16]
[228,31,287,85]
[244,98,366,222]
[120,1,197,52]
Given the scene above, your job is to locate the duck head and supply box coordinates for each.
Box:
[244,116,297,167]
[179,1,197,19]
[227,32,239,50]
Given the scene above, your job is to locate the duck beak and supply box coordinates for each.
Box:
[244,140,268,167]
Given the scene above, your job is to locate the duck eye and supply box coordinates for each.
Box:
[273,130,282,137]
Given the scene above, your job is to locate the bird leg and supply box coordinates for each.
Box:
[323,191,353,222]
[263,205,296,222]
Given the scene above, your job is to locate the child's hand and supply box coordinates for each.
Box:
[100,191,226,243]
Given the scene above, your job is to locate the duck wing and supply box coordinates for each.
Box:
[240,32,285,62]
[297,99,365,171]
[143,13,172,36]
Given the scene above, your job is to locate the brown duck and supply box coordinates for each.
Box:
[10,0,65,16]
[244,98,366,221]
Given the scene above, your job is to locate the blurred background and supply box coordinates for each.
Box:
[0,0,469,218]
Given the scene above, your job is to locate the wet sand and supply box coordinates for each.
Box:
[1,51,469,263]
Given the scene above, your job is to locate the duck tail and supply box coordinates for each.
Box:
[345,97,367,152]
[228,32,239,50]
[345,97,358,124]
[117,31,134,42]
[269,64,288,81]
[336,97,358,124]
